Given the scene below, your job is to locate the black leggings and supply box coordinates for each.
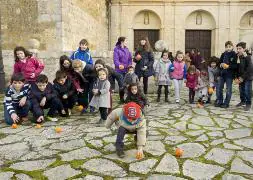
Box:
[157,85,169,95]
[99,107,108,120]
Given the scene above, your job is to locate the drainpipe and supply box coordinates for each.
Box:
[0,11,6,93]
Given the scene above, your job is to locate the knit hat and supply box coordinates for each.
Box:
[122,102,141,123]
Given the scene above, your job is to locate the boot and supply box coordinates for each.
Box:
[157,95,160,102]
[165,86,169,102]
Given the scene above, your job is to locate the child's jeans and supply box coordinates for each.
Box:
[217,76,233,105]
[239,80,252,105]
[172,79,183,101]
[4,101,30,125]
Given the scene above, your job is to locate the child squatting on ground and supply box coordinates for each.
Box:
[105,102,146,159]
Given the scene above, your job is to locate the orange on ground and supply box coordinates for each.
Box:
[11,123,18,129]
[175,148,184,157]
[136,151,144,160]
[77,105,83,111]
[55,127,63,133]
[35,124,42,129]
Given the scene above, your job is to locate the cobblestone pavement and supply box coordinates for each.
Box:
[0,89,253,180]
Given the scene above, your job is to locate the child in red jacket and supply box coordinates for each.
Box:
[186,65,198,104]
[13,46,44,83]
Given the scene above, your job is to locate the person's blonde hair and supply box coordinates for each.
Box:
[72,60,83,69]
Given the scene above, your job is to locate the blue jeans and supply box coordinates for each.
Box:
[4,101,30,125]
[218,76,233,105]
[239,80,252,105]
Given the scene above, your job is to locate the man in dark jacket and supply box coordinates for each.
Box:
[235,42,253,111]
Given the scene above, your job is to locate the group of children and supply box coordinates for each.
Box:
[3,38,253,159]
[154,41,253,112]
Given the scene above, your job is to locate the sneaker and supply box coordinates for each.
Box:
[80,108,88,115]
[220,104,229,108]
[96,118,104,124]
[116,149,125,158]
[236,102,246,107]
[68,109,72,116]
[176,100,180,103]
[46,116,58,122]
[214,102,221,107]
[244,105,251,111]
[90,106,95,113]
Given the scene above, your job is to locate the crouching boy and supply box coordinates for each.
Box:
[105,102,146,159]
[30,74,67,123]
[4,73,30,125]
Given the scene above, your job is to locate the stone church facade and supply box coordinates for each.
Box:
[110,0,253,58]
[1,0,253,79]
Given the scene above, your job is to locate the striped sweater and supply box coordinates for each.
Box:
[3,84,30,115]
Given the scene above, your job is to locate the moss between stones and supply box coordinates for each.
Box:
[1,168,47,179]
[69,159,85,169]
[48,158,67,168]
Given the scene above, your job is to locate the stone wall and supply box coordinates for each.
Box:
[62,0,109,52]
[0,0,62,52]
[1,0,111,83]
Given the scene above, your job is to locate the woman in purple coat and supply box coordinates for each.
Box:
[113,37,133,102]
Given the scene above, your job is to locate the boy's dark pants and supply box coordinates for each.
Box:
[239,80,252,105]
[31,97,64,123]
[99,107,108,120]
[4,101,30,125]
[61,95,77,110]
[116,126,136,151]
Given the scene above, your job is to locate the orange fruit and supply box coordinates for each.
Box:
[11,123,18,129]
[35,124,42,129]
[135,54,142,61]
[223,64,229,69]
[55,127,63,133]
[208,87,214,94]
[175,148,184,157]
[136,151,144,160]
[77,105,83,111]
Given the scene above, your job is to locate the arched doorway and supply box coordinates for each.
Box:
[185,10,216,59]
[239,10,253,50]
[133,10,161,51]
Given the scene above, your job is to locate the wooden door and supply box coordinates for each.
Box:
[134,30,159,51]
[185,30,211,59]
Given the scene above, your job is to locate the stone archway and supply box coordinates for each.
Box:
[132,10,161,51]
[185,10,216,59]
[239,10,253,50]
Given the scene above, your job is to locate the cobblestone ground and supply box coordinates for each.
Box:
[0,88,253,180]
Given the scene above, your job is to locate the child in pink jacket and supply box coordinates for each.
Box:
[13,46,44,83]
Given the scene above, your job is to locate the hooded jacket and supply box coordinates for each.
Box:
[70,48,93,65]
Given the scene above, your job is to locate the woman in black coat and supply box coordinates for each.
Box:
[133,37,154,94]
